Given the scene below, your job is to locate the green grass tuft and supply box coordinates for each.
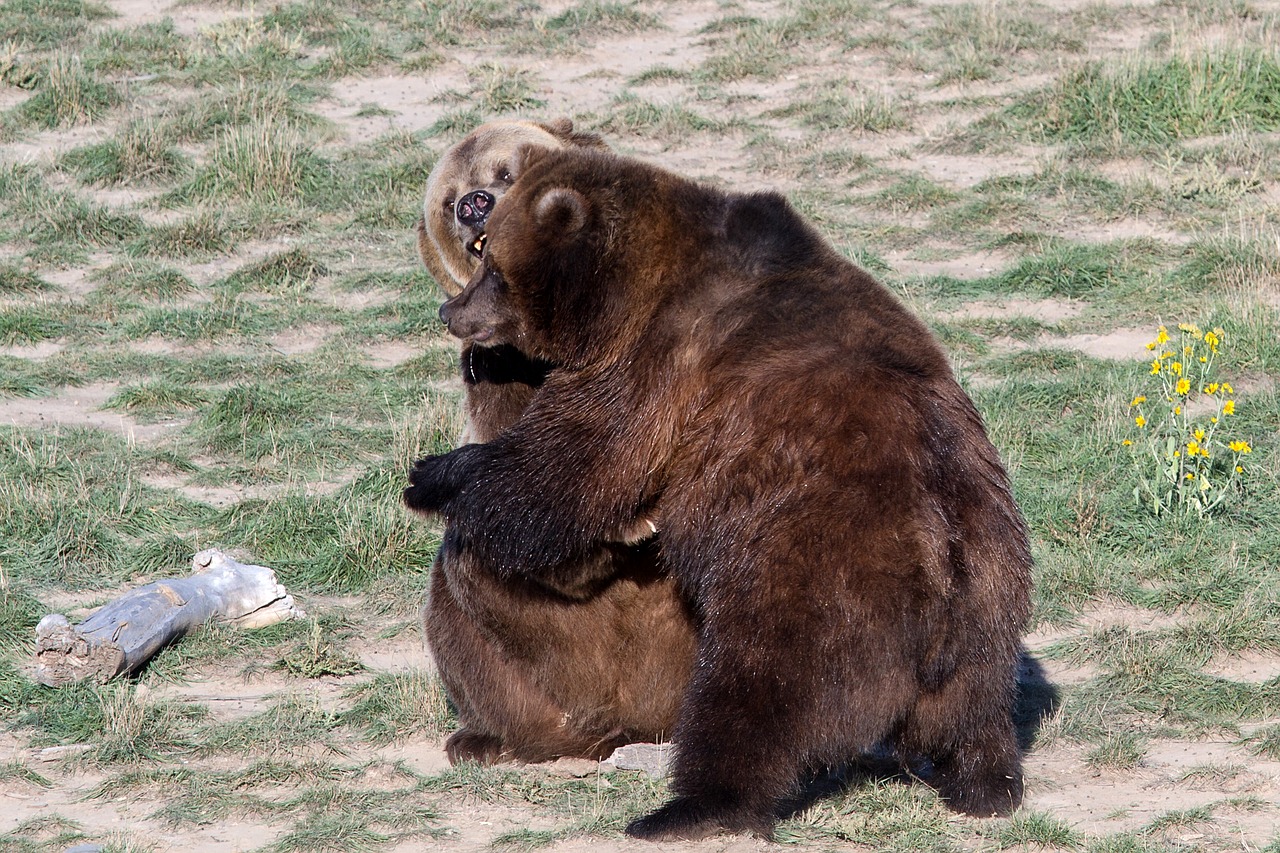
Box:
[0,307,64,346]
[596,92,724,139]
[12,53,120,128]
[995,243,1128,298]
[223,248,328,295]
[130,211,235,260]
[274,618,365,679]
[342,671,453,744]
[774,86,912,133]
[0,584,45,649]
[1085,732,1146,770]
[172,119,333,203]
[536,0,661,48]
[0,264,54,294]
[164,82,325,142]
[0,0,114,51]
[1243,724,1280,759]
[467,63,546,113]
[86,19,188,75]
[103,380,207,418]
[994,810,1081,848]
[196,382,316,455]
[91,260,194,300]
[1014,49,1280,145]
[60,118,189,185]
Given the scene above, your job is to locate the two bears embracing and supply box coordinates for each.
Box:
[407,119,1032,842]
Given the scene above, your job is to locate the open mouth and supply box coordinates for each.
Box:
[468,233,487,259]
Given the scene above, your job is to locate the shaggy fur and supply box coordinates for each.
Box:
[415,118,608,441]
[406,146,1033,838]
[413,121,695,764]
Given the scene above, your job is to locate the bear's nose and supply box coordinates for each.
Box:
[456,190,495,227]
[438,298,454,330]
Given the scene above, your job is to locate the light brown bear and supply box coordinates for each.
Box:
[416,118,608,439]
[412,119,695,764]
[405,146,1033,839]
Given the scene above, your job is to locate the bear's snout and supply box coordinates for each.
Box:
[439,294,495,343]
[456,190,495,227]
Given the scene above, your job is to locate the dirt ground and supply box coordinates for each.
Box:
[3,0,1280,850]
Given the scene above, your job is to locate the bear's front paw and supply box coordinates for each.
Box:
[402,455,459,514]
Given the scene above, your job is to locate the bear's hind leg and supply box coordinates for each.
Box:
[625,677,804,841]
[627,791,775,842]
[627,637,885,840]
[900,676,1023,817]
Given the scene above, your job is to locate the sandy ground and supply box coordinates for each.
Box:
[3,0,1279,850]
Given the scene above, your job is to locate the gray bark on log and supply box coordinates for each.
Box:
[33,549,305,687]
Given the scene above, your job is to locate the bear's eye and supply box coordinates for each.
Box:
[443,199,455,212]
[496,166,513,184]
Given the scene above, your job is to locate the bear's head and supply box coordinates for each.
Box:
[416,119,608,297]
[437,145,695,369]
[437,145,822,370]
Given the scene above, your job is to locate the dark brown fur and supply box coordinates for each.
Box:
[407,147,1033,838]
[414,121,695,764]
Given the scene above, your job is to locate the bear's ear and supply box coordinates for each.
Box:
[534,187,589,238]
[539,117,574,138]
[537,117,608,151]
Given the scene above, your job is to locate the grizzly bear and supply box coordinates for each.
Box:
[412,120,696,764]
[416,118,610,440]
[404,145,1033,839]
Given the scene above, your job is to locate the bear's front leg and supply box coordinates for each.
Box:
[403,439,588,581]
[403,443,487,516]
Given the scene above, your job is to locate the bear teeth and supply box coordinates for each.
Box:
[469,234,487,258]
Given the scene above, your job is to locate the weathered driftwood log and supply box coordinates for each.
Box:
[33,549,305,687]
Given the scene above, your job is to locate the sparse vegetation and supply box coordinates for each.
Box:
[0,0,1277,850]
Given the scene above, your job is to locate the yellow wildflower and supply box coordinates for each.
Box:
[1211,417,1218,424]
[1176,379,1191,395]
[1150,360,1161,375]
[1174,406,1182,415]
[1193,428,1205,442]
[1205,383,1220,394]
[1205,330,1221,353]
[1178,322,1200,335]
[1122,439,1132,446]
[1222,382,1234,394]
[1229,440,1252,454]
[1185,472,1195,479]
[1161,350,1174,360]
[1186,440,1201,456]
[1223,400,1235,415]
[1146,341,1157,351]
[1130,395,1147,407]
[1157,326,1170,344]
[1236,465,1244,473]
[1183,345,1194,356]
[1199,356,1207,363]
[1135,416,1147,427]
[1171,361,1183,376]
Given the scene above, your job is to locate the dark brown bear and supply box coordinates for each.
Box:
[413,120,696,765]
[404,147,1033,840]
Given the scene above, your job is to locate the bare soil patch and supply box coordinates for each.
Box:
[3,0,1278,850]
